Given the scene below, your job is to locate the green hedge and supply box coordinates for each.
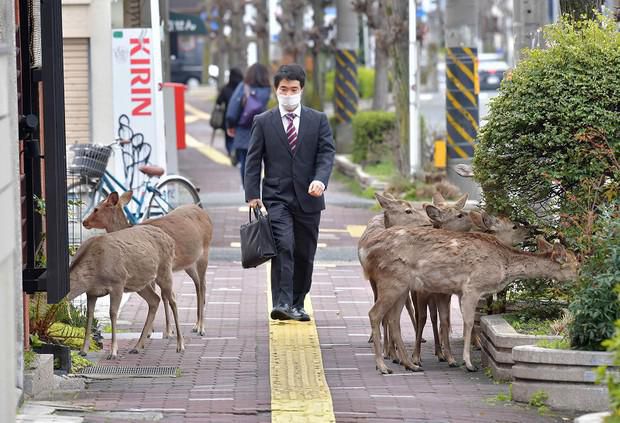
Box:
[472,15,620,350]
[325,66,375,102]
[351,111,396,163]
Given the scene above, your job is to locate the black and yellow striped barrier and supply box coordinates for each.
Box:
[445,47,479,159]
[334,49,358,123]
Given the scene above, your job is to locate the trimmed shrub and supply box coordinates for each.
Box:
[351,111,396,163]
[474,16,619,251]
[473,15,620,351]
[569,210,620,351]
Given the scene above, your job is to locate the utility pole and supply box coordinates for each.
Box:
[334,0,359,153]
[444,0,480,198]
[513,0,548,64]
[409,0,421,177]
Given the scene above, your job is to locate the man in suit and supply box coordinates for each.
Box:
[244,64,336,322]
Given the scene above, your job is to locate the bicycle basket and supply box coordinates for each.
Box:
[68,144,112,179]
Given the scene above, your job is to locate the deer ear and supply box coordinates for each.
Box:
[119,191,132,207]
[536,236,553,253]
[424,205,443,222]
[469,210,484,229]
[106,192,120,206]
[375,192,393,209]
[551,242,567,263]
[454,193,469,210]
[383,192,396,200]
[432,192,446,207]
[481,211,497,231]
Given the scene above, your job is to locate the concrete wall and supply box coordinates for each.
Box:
[62,0,115,145]
[0,0,23,419]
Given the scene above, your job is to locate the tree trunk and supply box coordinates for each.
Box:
[254,0,270,66]
[372,44,388,110]
[559,0,603,21]
[387,0,409,176]
[309,0,325,110]
[229,3,247,69]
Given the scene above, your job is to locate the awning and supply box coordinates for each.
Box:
[168,12,208,35]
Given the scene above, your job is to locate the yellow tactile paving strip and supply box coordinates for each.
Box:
[267,262,336,423]
[185,133,232,166]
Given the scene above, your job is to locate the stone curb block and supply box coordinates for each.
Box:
[480,314,561,381]
[334,155,388,191]
[23,354,54,398]
[512,346,615,412]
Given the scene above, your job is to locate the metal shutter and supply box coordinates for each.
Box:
[63,38,90,144]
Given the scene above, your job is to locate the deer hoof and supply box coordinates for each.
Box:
[129,348,139,354]
[448,360,459,368]
[392,358,402,365]
[465,363,478,372]
[177,345,185,353]
[421,337,427,343]
[78,351,87,357]
[191,327,198,333]
[376,365,393,375]
[367,335,374,343]
[106,353,117,360]
[437,353,447,362]
[198,329,205,336]
[405,363,423,372]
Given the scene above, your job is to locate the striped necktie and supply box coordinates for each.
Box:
[285,113,298,152]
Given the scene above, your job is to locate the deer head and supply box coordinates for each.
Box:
[534,236,579,281]
[83,191,133,231]
[469,210,529,247]
[374,192,429,227]
[423,192,472,232]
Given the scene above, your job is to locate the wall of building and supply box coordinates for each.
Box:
[62,0,115,145]
[0,0,23,418]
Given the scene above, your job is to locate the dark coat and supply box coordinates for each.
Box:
[244,106,336,213]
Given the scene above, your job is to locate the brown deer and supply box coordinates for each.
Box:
[364,228,578,374]
[359,192,471,359]
[67,225,184,359]
[83,191,213,336]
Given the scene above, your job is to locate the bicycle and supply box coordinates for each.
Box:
[66,139,201,224]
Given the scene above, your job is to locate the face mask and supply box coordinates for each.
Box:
[277,92,302,111]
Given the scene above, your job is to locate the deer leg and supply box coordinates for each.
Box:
[195,257,208,336]
[437,294,457,367]
[107,289,123,360]
[185,265,202,334]
[387,298,407,364]
[408,290,426,343]
[148,281,158,337]
[160,275,185,353]
[369,286,402,375]
[368,278,377,343]
[387,302,422,372]
[428,295,443,361]
[130,284,161,353]
[412,292,428,367]
[79,294,97,357]
[460,293,480,372]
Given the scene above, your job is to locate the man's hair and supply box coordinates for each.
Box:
[273,64,306,89]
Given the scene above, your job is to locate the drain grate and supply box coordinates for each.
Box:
[79,366,178,377]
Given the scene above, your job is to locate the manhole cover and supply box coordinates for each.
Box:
[79,366,178,377]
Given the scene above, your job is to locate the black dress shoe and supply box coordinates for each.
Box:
[292,307,311,322]
[270,304,293,321]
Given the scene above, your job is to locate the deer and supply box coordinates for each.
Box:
[83,191,213,336]
[66,225,184,359]
[359,192,472,360]
[363,227,578,374]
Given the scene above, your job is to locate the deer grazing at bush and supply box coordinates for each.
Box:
[83,191,213,336]
[358,192,471,358]
[67,225,184,359]
[363,228,578,374]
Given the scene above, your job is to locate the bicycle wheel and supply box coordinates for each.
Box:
[67,179,107,221]
[145,177,202,219]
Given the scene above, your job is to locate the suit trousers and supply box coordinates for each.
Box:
[266,200,321,309]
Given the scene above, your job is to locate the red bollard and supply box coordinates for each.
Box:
[161,82,186,150]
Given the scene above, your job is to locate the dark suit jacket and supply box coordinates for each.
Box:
[244,106,336,213]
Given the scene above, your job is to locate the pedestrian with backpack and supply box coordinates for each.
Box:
[225,63,271,185]
[214,67,244,159]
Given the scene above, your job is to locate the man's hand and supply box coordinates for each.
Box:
[308,180,325,197]
[248,198,264,209]
[227,127,236,138]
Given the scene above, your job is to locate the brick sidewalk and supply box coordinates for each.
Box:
[64,92,577,422]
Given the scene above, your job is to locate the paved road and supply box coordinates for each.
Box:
[32,87,576,422]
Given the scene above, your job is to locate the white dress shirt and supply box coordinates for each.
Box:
[278,103,325,192]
